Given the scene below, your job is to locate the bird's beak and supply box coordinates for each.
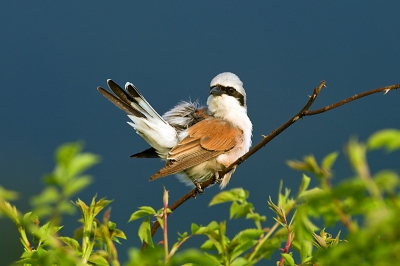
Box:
[210,86,223,96]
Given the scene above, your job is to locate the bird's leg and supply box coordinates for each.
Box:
[192,180,204,194]
[215,171,223,184]
[215,167,236,186]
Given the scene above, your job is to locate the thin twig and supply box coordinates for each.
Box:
[142,81,400,250]
[305,84,400,116]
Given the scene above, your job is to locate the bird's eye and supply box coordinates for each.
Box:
[227,87,235,94]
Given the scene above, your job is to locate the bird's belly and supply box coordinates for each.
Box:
[175,145,248,187]
[184,159,221,182]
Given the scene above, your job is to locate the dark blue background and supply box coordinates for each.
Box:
[1,2,399,264]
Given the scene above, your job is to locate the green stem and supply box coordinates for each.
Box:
[248,222,280,261]
[18,226,32,252]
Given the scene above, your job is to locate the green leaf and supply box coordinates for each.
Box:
[191,223,200,234]
[246,212,267,223]
[287,155,323,177]
[64,175,93,197]
[304,155,320,174]
[74,198,89,213]
[332,178,365,199]
[286,160,311,172]
[56,142,83,167]
[32,222,63,247]
[169,248,220,266]
[156,216,164,230]
[231,239,258,262]
[69,153,101,178]
[230,228,265,259]
[368,129,400,151]
[209,188,248,206]
[281,253,295,266]
[177,231,188,242]
[0,186,19,201]
[205,220,220,232]
[321,151,339,170]
[0,201,20,224]
[347,137,367,173]
[52,142,100,185]
[129,206,156,222]
[298,187,328,201]
[88,254,109,266]
[210,190,237,205]
[194,221,219,234]
[230,257,250,266]
[373,170,400,194]
[138,217,153,247]
[92,197,113,217]
[201,239,217,250]
[58,200,76,215]
[30,187,59,206]
[229,201,240,219]
[254,237,281,259]
[232,228,265,241]
[299,237,313,262]
[293,205,317,261]
[23,212,39,225]
[114,229,127,240]
[230,202,253,219]
[298,174,311,198]
[127,247,164,265]
[107,221,116,230]
[59,236,81,251]
[268,197,284,222]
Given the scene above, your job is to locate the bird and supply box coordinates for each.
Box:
[97,72,252,190]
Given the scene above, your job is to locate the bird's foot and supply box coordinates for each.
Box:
[215,171,223,184]
[193,180,204,194]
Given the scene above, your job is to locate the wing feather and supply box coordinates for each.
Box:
[150,119,242,180]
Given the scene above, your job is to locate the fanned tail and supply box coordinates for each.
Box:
[98,79,178,159]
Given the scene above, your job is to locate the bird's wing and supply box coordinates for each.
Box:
[149,119,242,180]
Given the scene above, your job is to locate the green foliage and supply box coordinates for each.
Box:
[1,129,400,265]
[31,142,100,224]
[0,142,125,265]
[368,128,400,152]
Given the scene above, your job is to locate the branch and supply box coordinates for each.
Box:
[142,81,400,250]
[305,84,400,116]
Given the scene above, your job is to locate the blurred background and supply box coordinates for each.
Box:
[1,2,399,264]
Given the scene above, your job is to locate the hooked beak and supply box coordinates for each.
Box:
[210,86,223,96]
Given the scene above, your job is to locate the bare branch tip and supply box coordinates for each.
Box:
[318,81,326,90]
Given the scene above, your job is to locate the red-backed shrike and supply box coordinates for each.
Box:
[98,72,252,190]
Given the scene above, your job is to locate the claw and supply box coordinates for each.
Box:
[215,171,223,184]
[193,180,204,194]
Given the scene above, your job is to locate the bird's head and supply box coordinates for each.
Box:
[207,72,247,119]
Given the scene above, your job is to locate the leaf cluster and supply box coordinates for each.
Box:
[132,129,400,265]
[0,142,126,265]
[1,129,400,265]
